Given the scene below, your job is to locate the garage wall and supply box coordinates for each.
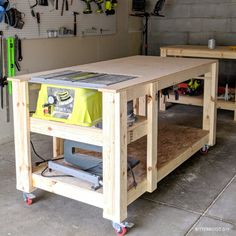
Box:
[149,0,236,53]
[0,0,142,144]
[148,0,236,85]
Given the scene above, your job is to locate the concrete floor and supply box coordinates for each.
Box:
[0,105,236,236]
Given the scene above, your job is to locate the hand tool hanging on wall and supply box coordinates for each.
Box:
[151,0,165,17]
[94,0,103,13]
[7,37,15,96]
[0,31,5,109]
[36,12,41,35]
[5,7,25,29]
[105,0,117,15]
[14,35,22,72]
[73,11,79,36]
[38,0,49,6]
[27,0,37,17]
[61,0,69,16]
[0,0,9,23]
[0,31,10,122]
[81,0,92,14]
[55,0,58,9]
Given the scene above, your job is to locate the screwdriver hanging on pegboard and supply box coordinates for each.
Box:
[36,12,41,36]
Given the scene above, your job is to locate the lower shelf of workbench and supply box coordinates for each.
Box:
[31,124,209,209]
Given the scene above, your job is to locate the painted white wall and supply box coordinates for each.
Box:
[0,0,142,144]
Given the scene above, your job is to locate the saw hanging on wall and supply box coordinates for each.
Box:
[0,31,10,122]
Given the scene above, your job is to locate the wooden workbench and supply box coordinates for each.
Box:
[160,45,236,120]
[10,56,218,231]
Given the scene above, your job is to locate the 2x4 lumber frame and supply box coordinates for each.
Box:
[203,63,218,146]
[146,83,158,192]
[102,91,128,223]
[12,80,34,193]
[30,118,103,147]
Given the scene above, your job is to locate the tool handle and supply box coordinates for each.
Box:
[0,86,3,109]
[55,0,58,9]
[66,0,69,10]
[18,39,23,61]
[74,23,77,36]
[36,12,40,24]
[61,0,65,16]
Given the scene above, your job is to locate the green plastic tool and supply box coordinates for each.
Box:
[7,37,15,95]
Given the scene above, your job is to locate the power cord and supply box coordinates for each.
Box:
[30,140,69,178]
[41,166,71,178]
[30,140,47,163]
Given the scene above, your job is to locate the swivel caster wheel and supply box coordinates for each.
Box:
[200,145,209,155]
[23,193,36,206]
[112,222,134,236]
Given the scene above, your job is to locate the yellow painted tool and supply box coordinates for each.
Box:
[33,84,102,127]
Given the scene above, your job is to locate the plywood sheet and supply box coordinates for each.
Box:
[11,56,216,92]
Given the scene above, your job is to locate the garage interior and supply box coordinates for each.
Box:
[0,0,236,236]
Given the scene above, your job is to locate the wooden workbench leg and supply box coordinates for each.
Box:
[160,49,167,111]
[53,137,64,158]
[103,91,128,223]
[147,83,158,192]
[12,80,34,193]
[203,62,218,146]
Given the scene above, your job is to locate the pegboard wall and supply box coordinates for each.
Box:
[0,0,117,39]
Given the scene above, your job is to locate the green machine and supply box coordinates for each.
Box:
[32,70,136,126]
[6,37,15,95]
[33,84,102,127]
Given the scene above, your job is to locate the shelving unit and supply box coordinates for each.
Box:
[10,56,218,231]
[160,45,236,121]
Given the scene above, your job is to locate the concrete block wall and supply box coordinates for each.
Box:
[148,0,236,86]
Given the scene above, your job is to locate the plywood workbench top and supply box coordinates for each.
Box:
[10,56,217,92]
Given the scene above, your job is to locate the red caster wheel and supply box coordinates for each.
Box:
[112,222,134,236]
[23,193,36,206]
[26,198,33,205]
[200,145,209,155]
[115,226,127,236]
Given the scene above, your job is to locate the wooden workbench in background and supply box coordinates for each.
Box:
[160,45,236,121]
[10,56,218,229]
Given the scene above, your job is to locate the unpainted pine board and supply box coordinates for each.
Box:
[53,137,64,158]
[146,83,158,193]
[32,166,103,208]
[202,63,218,146]
[12,80,34,193]
[102,91,128,223]
[31,118,103,147]
[9,56,217,92]
[161,45,236,59]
